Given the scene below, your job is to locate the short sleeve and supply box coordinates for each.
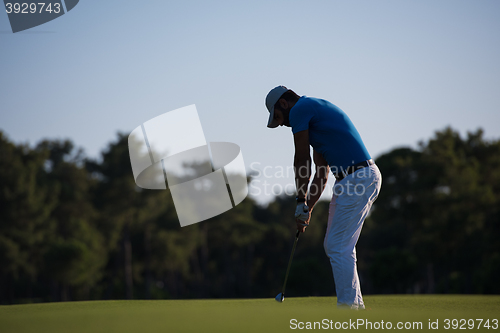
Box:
[289,99,314,134]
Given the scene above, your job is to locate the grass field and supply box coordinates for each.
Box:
[1,295,499,332]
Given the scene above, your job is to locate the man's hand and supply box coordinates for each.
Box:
[295,202,309,221]
[295,202,310,233]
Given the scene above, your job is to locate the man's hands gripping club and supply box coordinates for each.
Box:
[295,202,310,233]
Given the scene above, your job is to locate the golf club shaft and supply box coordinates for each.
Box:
[281,230,300,295]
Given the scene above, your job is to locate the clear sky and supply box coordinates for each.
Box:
[1,0,499,205]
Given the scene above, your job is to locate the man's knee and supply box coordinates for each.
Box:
[324,239,355,259]
[324,238,342,258]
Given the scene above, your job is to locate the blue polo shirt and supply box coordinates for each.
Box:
[289,96,371,172]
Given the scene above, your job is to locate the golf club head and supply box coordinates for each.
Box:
[275,293,284,302]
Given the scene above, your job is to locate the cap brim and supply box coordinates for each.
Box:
[267,106,279,128]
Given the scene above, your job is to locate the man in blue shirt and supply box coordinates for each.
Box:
[266,85,382,310]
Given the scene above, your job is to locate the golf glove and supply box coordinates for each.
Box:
[295,202,310,222]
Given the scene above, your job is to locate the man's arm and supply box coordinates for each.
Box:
[293,130,311,233]
[307,150,329,211]
[293,130,311,200]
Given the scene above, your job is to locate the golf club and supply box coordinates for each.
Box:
[275,229,301,302]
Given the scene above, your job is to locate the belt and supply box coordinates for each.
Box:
[334,159,374,182]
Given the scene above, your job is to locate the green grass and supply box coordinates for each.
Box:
[0,295,499,332]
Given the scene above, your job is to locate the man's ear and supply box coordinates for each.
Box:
[278,98,288,110]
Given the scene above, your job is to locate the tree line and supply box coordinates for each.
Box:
[0,127,499,304]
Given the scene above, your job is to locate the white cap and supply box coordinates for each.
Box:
[266,85,289,128]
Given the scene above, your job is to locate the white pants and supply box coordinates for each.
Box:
[323,164,382,309]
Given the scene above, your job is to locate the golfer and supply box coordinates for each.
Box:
[266,86,382,310]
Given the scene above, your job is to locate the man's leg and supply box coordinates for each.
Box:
[324,165,381,309]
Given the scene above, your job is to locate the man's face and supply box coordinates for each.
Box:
[273,108,291,127]
[273,99,291,127]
